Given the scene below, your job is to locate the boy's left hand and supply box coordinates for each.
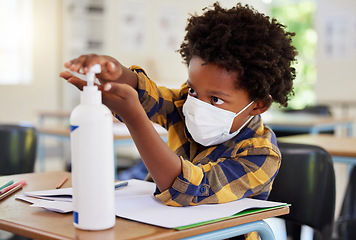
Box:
[102,82,145,124]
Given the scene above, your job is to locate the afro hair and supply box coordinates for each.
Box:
[179,2,297,107]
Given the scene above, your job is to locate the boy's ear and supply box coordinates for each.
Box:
[250,98,271,116]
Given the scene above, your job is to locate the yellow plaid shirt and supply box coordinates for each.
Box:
[125,66,281,240]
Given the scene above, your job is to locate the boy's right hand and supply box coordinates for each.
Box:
[60,54,138,92]
[60,54,123,86]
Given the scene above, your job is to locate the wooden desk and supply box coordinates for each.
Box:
[278,134,356,164]
[263,112,354,136]
[0,171,289,240]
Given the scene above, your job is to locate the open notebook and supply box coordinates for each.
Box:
[16,179,288,229]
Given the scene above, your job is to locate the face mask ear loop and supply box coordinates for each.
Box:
[230,100,255,134]
[237,115,254,132]
[234,100,255,117]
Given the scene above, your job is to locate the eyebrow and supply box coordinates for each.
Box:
[209,90,230,97]
[187,80,230,97]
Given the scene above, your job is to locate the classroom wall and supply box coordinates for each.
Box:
[315,0,356,113]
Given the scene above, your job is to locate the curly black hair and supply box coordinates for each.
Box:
[178,2,297,107]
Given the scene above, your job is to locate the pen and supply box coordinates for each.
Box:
[0,180,27,194]
[56,176,68,189]
[0,180,14,190]
[0,184,23,201]
[115,181,128,189]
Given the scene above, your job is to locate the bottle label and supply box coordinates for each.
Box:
[70,125,79,132]
[73,211,79,224]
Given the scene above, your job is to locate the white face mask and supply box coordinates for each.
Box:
[182,94,254,146]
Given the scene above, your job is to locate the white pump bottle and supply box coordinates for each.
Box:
[70,64,115,230]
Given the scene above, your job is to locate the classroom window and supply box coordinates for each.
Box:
[0,0,33,85]
[271,0,317,109]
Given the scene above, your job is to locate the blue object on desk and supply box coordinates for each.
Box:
[115,181,128,189]
[181,220,275,240]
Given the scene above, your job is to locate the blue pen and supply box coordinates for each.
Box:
[115,181,128,190]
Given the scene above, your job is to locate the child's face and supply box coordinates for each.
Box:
[187,56,255,133]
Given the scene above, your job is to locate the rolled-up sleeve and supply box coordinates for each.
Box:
[129,65,181,128]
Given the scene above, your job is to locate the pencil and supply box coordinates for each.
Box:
[0,180,27,194]
[0,180,14,190]
[56,176,68,189]
[0,184,23,201]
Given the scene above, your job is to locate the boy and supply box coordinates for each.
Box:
[61,3,296,238]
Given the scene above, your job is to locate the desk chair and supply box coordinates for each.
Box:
[335,166,356,239]
[268,142,336,240]
[0,124,37,175]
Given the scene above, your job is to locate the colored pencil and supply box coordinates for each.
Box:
[0,180,14,190]
[56,176,68,189]
[0,184,23,200]
[0,180,27,194]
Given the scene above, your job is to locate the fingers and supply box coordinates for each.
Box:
[59,71,87,91]
[101,82,140,123]
[64,54,117,74]
[65,54,100,73]
[59,71,72,80]
[103,82,137,100]
[103,82,124,96]
[68,78,88,91]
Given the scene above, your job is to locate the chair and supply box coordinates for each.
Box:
[334,166,356,239]
[268,142,336,240]
[0,124,37,175]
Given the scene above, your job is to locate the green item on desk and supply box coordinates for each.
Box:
[0,180,14,190]
[174,204,291,230]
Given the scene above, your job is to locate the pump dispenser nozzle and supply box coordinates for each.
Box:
[82,64,102,105]
[86,64,101,86]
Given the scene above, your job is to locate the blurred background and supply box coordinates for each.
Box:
[1,0,356,239]
[1,0,356,204]
[1,0,356,122]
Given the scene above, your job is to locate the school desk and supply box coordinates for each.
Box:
[263,112,354,136]
[0,171,289,240]
[278,134,356,165]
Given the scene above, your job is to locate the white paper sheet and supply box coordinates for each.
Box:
[16,179,287,229]
[22,187,73,202]
[16,195,73,213]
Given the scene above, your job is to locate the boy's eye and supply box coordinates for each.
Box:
[188,88,197,96]
[211,96,224,105]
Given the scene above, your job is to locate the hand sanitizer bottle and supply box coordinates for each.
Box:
[70,64,115,230]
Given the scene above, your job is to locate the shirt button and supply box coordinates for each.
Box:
[200,186,206,193]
